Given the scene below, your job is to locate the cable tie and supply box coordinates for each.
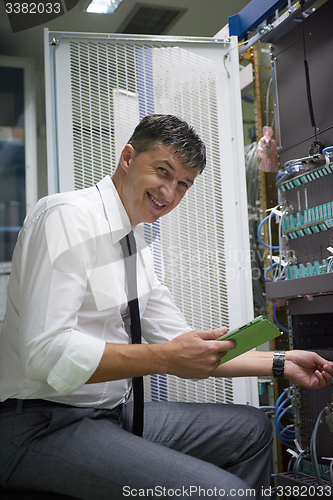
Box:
[287,449,299,459]
[295,439,305,454]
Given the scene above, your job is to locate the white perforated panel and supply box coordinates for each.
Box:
[44,32,258,407]
[143,375,234,405]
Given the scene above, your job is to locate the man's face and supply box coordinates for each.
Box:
[119,144,199,226]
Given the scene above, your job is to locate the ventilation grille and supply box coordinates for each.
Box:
[69,40,232,404]
[71,43,138,188]
[119,4,185,35]
[144,375,234,404]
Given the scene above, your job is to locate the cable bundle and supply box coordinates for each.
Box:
[244,142,266,316]
[274,387,296,445]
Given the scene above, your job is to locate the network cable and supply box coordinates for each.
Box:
[323,146,333,157]
[264,263,278,282]
[274,388,296,445]
[257,213,279,250]
[293,447,309,479]
[276,146,333,188]
[276,405,295,444]
[309,407,326,486]
[244,142,266,316]
[273,306,289,333]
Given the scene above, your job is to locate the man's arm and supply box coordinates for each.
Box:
[87,325,333,391]
[212,349,333,390]
[87,328,236,383]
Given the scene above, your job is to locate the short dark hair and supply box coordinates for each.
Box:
[127,114,206,173]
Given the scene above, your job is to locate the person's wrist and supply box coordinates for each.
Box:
[272,350,285,379]
[152,341,173,375]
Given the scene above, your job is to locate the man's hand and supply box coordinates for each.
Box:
[284,350,333,389]
[87,327,235,384]
[161,328,236,379]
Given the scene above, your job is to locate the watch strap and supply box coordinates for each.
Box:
[272,350,285,379]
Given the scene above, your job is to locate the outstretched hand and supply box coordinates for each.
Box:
[284,350,333,389]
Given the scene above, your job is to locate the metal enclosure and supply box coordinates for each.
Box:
[265,0,333,488]
[44,29,258,406]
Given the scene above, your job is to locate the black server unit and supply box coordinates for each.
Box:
[264,0,333,495]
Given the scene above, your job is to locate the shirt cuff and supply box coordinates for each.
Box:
[47,331,106,395]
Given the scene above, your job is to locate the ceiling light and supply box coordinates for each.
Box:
[86,0,123,14]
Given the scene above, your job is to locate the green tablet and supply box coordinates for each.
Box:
[219,316,282,364]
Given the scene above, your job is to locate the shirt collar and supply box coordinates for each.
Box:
[96,175,132,244]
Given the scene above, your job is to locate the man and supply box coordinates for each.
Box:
[0,114,332,500]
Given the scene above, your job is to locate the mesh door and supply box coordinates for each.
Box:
[45,32,257,406]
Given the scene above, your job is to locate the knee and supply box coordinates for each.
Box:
[247,406,273,448]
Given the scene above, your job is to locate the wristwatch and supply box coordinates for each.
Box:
[272,350,285,379]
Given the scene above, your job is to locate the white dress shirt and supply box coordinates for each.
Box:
[0,176,191,408]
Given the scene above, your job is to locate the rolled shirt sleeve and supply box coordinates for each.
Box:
[47,330,105,395]
[18,201,106,394]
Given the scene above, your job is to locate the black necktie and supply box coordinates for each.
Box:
[119,231,144,437]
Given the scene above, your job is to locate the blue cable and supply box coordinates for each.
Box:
[276,172,290,187]
[276,162,306,187]
[274,388,296,444]
[276,411,294,437]
[276,171,287,182]
[275,402,295,443]
[262,389,296,445]
[323,146,333,157]
[276,166,299,186]
[275,394,289,420]
[257,215,279,250]
[273,306,289,333]
[275,387,289,408]
[279,437,295,444]
[264,264,285,282]
[276,425,295,443]
[264,263,278,282]
[276,406,294,435]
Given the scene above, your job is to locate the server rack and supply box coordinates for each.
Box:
[265,1,333,494]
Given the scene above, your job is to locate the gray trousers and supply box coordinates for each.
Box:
[0,401,273,500]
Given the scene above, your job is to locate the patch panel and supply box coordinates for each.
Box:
[286,260,329,280]
[266,146,333,295]
[282,202,333,240]
[280,162,333,192]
